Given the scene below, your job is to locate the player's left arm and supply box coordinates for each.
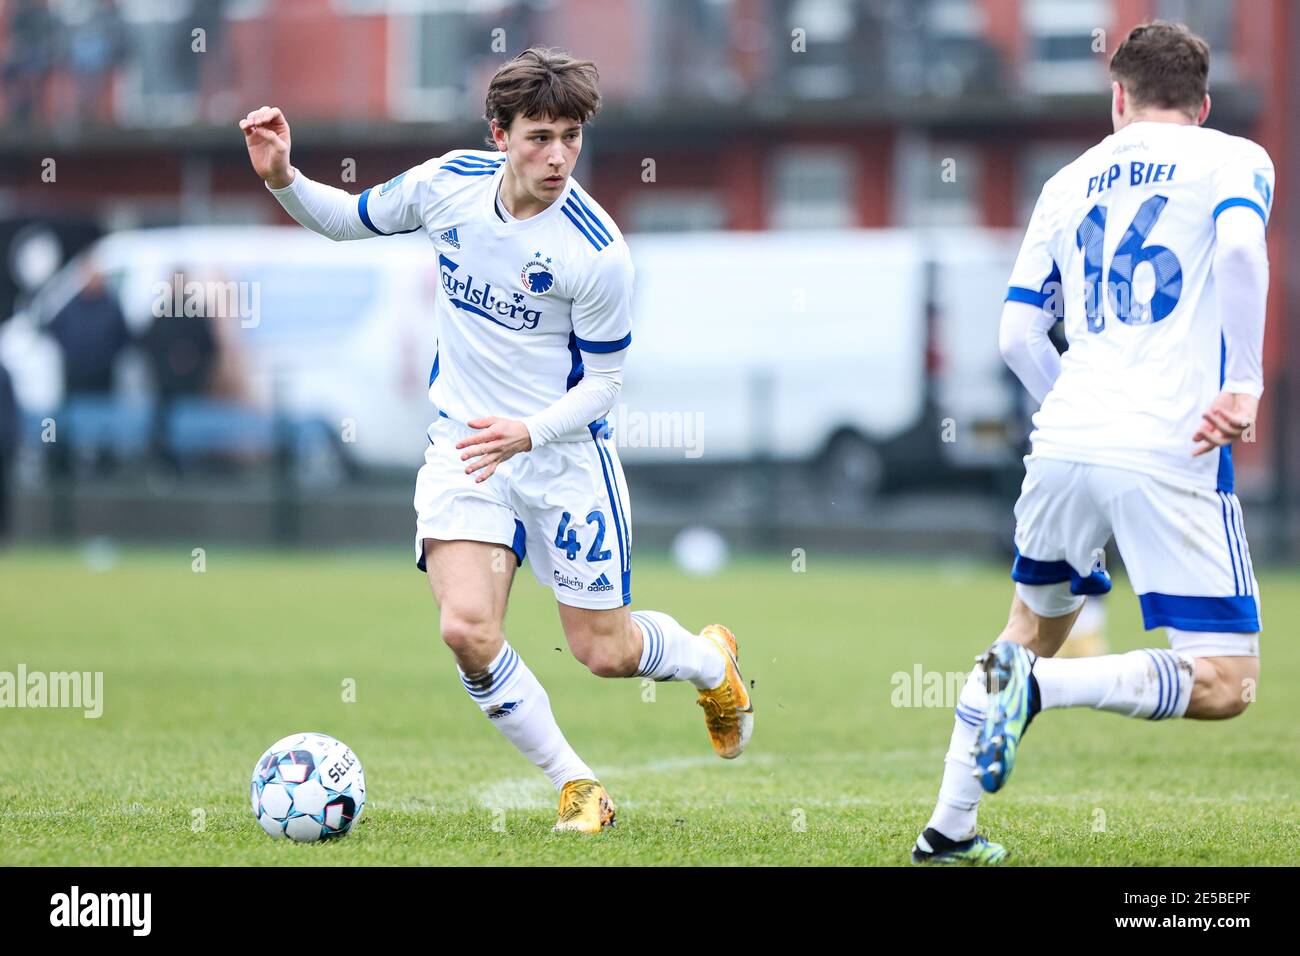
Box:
[1194,146,1274,456]
[999,301,1062,406]
[1000,182,1065,404]
[457,244,634,482]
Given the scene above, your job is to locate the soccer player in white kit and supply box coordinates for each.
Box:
[240,49,753,833]
[912,22,1274,863]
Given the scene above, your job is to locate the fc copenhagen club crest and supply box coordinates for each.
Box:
[521,251,555,295]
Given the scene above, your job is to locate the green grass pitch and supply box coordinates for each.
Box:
[2,547,1297,865]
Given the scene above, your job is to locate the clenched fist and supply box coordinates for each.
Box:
[239,106,294,189]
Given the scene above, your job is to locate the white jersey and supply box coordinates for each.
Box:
[1007,121,1275,491]
[360,149,634,442]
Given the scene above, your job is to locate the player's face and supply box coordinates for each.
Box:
[500,115,583,203]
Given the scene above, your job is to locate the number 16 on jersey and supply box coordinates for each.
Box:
[1076,194,1184,333]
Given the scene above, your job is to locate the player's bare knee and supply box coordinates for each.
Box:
[1217,691,1251,719]
[1189,657,1257,720]
[438,608,498,662]
[582,646,637,679]
[570,629,638,678]
[1192,681,1248,720]
[559,606,639,678]
[1213,670,1255,719]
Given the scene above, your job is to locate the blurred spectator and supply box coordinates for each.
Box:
[140,271,218,400]
[206,311,253,406]
[2,0,55,125]
[0,360,16,541]
[140,267,256,468]
[46,267,131,396]
[64,0,128,126]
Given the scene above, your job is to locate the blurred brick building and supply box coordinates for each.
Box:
[0,0,1295,488]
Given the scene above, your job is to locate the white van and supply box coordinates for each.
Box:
[618,230,927,475]
[1,226,441,470]
[617,229,1021,493]
[2,225,1021,488]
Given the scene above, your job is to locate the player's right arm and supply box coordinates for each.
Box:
[239,105,425,241]
[999,184,1064,405]
[1194,141,1275,456]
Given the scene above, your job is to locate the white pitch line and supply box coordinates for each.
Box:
[471,752,781,811]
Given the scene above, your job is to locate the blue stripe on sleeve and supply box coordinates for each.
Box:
[574,332,632,353]
[357,188,384,235]
[357,189,421,236]
[1213,197,1267,226]
[1006,286,1047,307]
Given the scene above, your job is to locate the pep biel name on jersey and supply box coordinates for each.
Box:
[1007,122,1275,492]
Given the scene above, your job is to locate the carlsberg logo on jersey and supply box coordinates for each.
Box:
[439,253,542,332]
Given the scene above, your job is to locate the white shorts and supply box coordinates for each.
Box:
[1011,455,1261,635]
[413,415,631,610]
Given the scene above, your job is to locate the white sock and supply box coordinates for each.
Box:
[1034,649,1193,719]
[459,642,594,790]
[631,610,726,690]
[925,666,986,842]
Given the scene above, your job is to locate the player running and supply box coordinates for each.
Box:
[240,48,752,833]
[912,21,1273,864]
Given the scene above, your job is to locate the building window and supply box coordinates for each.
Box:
[642,0,741,102]
[769,147,855,229]
[1022,0,1111,94]
[389,6,471,121]
[767,0,887,100]
[385,0,520,121]
[885,0,1004,97]
[624,191,728,233]
[895,135,981,227]
[110,0,253,124]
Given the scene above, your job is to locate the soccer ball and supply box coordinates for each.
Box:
[250,732,365,842]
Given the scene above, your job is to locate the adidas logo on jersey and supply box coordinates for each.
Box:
[439,227,461,249]
[587,573,614,593]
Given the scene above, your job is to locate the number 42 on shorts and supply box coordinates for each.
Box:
[554,511,612,563]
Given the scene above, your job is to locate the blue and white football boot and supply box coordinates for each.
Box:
[973,640,1038,794]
